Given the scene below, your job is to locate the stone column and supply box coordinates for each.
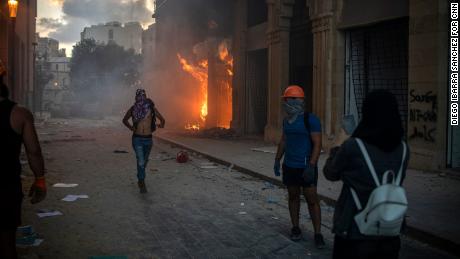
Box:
[231,0,248,134]
[407,0,449,170]
[307,0,335,137]
[264,0,294,143]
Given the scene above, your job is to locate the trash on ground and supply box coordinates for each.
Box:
[250,146,277,154]
[37,210,63,218]
[16,232,38,246]
[240,202,245,206]
[176,151,189,163]
[199,127,237,139]
[62,194,89,202]
[113,150,129,154]
[16,236,43,247]
[17,225,34,236]
[271,217,279,220]
[228,164,234,172]
[53,183,78,188]
[238,211,247,215]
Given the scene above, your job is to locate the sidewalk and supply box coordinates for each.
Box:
[156,130,460,256]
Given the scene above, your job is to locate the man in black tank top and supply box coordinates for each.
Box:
[0,67,46,258]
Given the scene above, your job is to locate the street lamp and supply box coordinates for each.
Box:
[8,0,18,18]
[8,0,18,100]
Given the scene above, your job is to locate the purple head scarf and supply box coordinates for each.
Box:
[132,89,152,122]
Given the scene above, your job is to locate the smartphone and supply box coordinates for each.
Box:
[342,115,356,135]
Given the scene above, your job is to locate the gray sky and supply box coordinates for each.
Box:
[37,0,155,56]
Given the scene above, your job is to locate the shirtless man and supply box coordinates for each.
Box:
[123,89,165,193]
[0,63,46,258]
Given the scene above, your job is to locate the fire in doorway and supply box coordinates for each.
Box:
[178,39,233,131]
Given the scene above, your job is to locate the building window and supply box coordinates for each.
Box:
[345,18,409,132]
[56,64,59,70]
[109,29,114,40]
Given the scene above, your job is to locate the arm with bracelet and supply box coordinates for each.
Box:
[20,108,46,204]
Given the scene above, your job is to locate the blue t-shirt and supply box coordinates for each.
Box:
[283,113,321,168]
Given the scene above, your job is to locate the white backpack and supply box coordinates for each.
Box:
[350,138,408,236]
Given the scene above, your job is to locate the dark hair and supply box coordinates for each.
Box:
[0,75,9,98]
[352,90,404,152]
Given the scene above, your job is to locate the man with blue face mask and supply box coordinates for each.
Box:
[274,85,325,248]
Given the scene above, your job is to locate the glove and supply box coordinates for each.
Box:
[29,177,47,204]
[274,160,281,177]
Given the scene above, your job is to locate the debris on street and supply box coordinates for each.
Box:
[53,183,79,188]
[62,194,89,202]
[37,210,63,218]
[113,150,129,154]
[176,150,189,163]
[250,146,277,154]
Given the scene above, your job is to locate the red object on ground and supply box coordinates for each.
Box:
[176,151,189,163]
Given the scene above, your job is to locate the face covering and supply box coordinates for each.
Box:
[132,89,152,122]
[283,98,304,124]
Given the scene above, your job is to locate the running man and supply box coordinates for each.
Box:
[123,89,165,193]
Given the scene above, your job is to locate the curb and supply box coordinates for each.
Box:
[155,135,460,258]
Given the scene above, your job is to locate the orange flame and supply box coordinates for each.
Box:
[218,41,233,76]
[217,41,233,129]
[177,54,208,124]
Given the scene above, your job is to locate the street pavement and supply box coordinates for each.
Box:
[16,118,457,258]
[156,129,460,252]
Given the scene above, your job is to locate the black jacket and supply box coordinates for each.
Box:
[323,137,410,239]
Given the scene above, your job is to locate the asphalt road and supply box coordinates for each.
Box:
[16,118,456,259]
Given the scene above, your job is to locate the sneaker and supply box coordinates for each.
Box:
[314,233,326,249]
[138,180,147,193]
[290,227,302,241]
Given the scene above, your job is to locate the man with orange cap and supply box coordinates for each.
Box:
[274,85,325,248]
[0,60,46,258]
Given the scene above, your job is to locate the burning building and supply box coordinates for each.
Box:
[147,0,456,171]
[144,0,235,131]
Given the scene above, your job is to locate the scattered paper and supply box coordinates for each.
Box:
[271,217,279,220]
[32,239,44,246]
[251,146,277,154]
[228,164,234,172]
[62,194,89,202]
[53,183,78,188]
[238,211,247,215]
[37,210,63,218]
[240,202,245,206]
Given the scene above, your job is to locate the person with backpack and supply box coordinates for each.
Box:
[274,85,326,248]
[323,90,410,259]
[123,89,165,193]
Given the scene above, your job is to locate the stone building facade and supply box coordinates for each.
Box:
[0,0,37,109]
[81,21,143,54]
[232,0,455,171]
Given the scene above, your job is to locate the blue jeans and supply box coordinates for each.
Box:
[132,136,153,181]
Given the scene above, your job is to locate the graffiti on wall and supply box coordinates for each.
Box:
[408,90,437,143]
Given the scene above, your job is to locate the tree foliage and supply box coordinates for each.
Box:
[69,39,142,103]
